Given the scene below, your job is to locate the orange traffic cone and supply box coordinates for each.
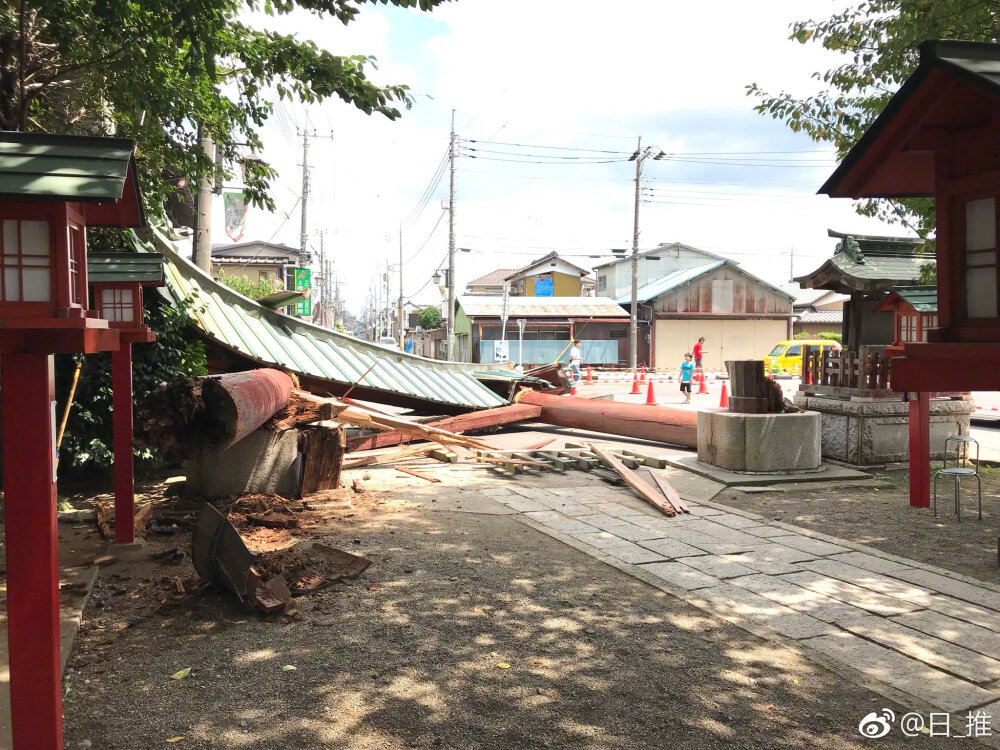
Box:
[585,366,593,383]
[630,370,641,394]
[719,381,729,408]
[569,384,577,396]
[639,364,647,382]
[697,371,709,395]
[806,368,813,385]
[645,379,656,405]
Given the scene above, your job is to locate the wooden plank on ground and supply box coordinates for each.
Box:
[587,443,675,517]
[396,466,441,483]
[649,470,689,513]
[621,450,669,469]
[428,448,459,463]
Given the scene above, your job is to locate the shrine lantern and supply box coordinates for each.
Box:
[0,132,143,353]
[88,252,164,547]
[0,131,144,750]
[89,252,165,342]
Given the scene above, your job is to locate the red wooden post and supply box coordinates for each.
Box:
[909,391,931,508]
[1,354,64,750]
[112,342,135,544]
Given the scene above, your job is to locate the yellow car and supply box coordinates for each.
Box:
[763,339,840,375]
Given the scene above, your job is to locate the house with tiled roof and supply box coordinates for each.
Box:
[794,229,933,350]
[465,268,519,295]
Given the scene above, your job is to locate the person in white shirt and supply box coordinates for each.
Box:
[569,340,582,383]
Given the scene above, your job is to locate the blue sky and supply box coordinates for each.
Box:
[216,0,910,313]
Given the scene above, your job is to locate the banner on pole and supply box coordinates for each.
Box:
[223,191,247,242]
[294,268,312,317]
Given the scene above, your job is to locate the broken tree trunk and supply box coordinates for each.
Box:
[299,425,346,495]
[345,402,543,452]
[137,369,294,461]
[515,390,697,448]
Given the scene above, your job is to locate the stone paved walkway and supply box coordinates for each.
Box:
[470,477,1000,737]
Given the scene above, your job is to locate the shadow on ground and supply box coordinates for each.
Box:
[62,504,932,749]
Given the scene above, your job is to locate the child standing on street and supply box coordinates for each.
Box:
[679,353,695,404]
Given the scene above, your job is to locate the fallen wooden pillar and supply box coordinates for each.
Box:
[346,402,543,452]
[515,390,697,448]
[138,368,294,460]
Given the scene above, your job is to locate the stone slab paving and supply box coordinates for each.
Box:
[480,480,1000,725]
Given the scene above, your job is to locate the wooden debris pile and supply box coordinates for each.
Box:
[191,503,370,615]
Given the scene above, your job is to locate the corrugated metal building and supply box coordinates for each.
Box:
[455,295,629,367]
[598,244,794,369]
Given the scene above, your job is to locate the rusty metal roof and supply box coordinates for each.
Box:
[459,295,627,318]
[139,227,513,411]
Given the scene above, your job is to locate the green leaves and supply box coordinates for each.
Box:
[2,0,447,215]
[417,306,442,331]
[749,0,999,236]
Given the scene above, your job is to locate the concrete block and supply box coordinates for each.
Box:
[638,538,706,559]
[676,555,757,580]
[893,610,1000,660]
[744,412,821,472]
[780,571,920,616]
[793,392,975,467]
[643,562,720,590]
[184,428,301,498]
[697,410,821,473]
[842,615,1000,683]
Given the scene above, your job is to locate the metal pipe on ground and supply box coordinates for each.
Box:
[515,389,697,448]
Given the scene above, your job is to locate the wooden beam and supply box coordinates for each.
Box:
[587,443,675,517]
[346,402,543,451]
[396,466,441,483]
[649,471,689,514]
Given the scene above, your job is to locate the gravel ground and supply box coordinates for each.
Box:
[713,466,1000,583]
[61,495,933,750]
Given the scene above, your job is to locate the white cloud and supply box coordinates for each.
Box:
[216,0,911,315]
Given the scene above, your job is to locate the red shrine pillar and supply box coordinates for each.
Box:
[1,353,64,749]
[112,342,135,544]
[908,391,931,508]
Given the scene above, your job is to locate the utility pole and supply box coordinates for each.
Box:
[384,267,391,338]
[789,245,795,282]
[333,271,340,330]
[193,131,215,273]
[398,222,405,349]
[446,109,457,361]
[630,136,642,371]
[318,230,327,326]
[299,130,310,257]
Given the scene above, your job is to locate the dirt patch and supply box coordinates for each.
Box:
[62,496,933,749]
[714,467,1000,582]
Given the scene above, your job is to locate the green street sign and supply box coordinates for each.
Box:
[293,268,311,316]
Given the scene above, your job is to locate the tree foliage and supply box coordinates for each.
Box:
[0,0,447,214]
[747,0,999,238]
[793,330,842,343]
[417,305,441,330]
[56,293,208,472]
[218,268,282,299]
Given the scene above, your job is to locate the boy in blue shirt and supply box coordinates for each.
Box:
[679,353,695,404]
